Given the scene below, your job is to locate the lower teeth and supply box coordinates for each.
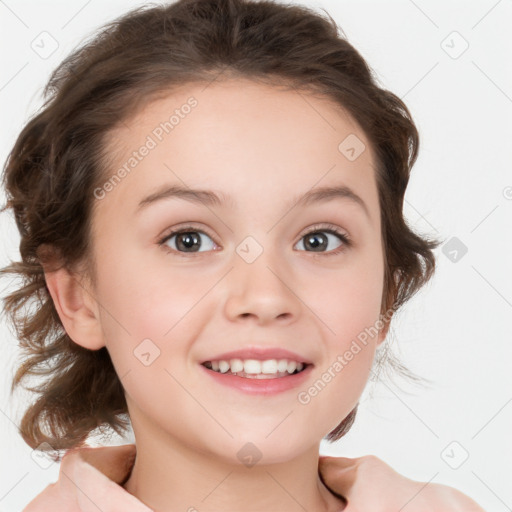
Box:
[230,370,291,379]
[209,368,302,378]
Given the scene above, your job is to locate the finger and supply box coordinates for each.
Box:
[23,483,75,511]
[73,456,153,512]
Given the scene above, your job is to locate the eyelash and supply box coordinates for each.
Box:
[157,222,352,258]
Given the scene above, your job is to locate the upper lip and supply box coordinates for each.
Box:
[200,347,313,365]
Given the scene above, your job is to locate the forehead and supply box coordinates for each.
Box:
[96,78,379,222]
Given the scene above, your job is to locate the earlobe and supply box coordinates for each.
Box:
[44,266,105,351]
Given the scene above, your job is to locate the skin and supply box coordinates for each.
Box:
[45,77,392,512]
[23,445,486,511]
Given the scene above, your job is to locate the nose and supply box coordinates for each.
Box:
[224,248,302,326]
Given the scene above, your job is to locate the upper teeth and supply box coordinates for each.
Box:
[206,359,305,375]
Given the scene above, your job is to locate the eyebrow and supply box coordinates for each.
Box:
[136,183,370,218]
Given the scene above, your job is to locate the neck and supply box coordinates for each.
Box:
[122,410,346,512]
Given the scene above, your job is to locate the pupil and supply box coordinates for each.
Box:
[177,232,200,252]
[306,233,327,251]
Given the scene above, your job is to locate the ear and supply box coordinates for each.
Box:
[44,265,105,351]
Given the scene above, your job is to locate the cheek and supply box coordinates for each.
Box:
[94,236,210,336]
[308,249,385,345]
[292,253,384,420]
[93,248,223,385]
[308,349,374,437]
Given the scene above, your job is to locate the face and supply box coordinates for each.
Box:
[86,78,385,464]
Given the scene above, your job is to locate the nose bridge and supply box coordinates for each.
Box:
[224,234,300,323]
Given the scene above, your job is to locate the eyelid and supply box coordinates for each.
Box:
[297,222,350,240]
[158,223,220,248]
[158,221,352,255]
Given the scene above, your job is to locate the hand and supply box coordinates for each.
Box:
[23,444,152,512]
[318,454,486,512]
[23,444,486,511]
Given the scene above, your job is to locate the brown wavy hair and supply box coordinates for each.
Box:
[0,0,441,459]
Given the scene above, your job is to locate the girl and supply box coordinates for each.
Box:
[1,0,485,510]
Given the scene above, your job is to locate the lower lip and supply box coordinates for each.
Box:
[199,364,313,395]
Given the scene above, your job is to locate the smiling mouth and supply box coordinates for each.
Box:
[201,359,311,379]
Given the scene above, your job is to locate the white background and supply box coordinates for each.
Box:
[0,1,511,511]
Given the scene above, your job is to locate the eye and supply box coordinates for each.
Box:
[295,223,352,256]
[158,226,218,255]
[158,223,352,257]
